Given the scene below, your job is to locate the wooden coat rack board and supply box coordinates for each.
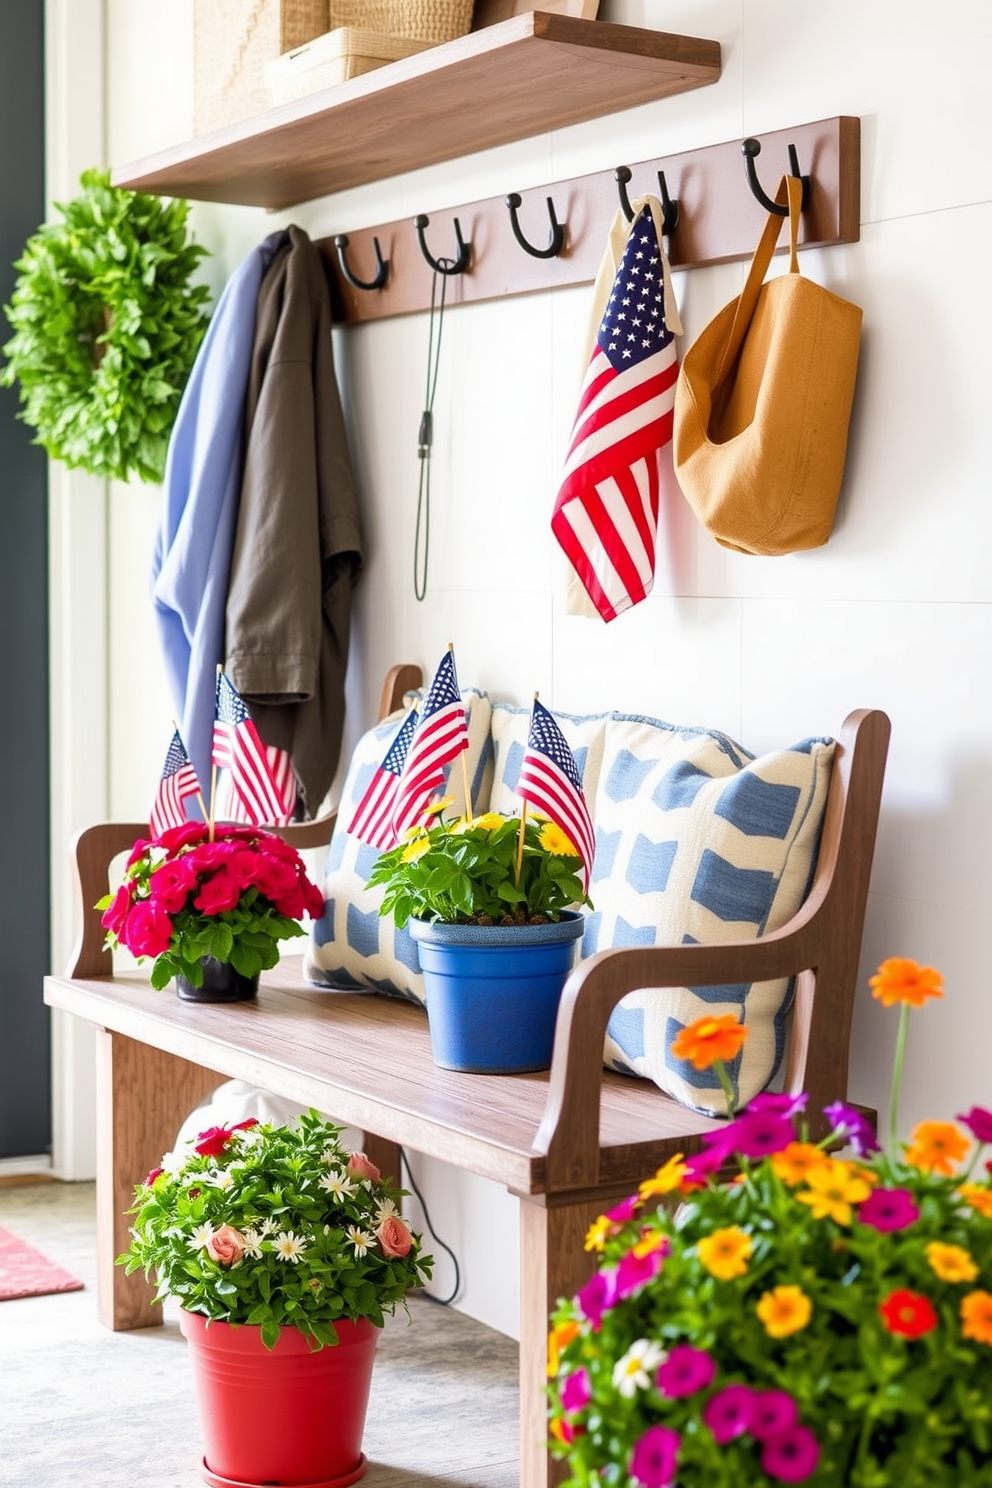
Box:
[320,115,860,326]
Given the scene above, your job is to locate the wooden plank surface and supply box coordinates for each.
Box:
[111,14,721,210]
[44,960,722,1196]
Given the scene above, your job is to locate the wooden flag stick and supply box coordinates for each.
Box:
[448,641,473,821]
[515,691,538,888]
[173,718,210,827]
[208,665,221,842]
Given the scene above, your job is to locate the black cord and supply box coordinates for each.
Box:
[413,264,449,602]
[400,1144,460,1306]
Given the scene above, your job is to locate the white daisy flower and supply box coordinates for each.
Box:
[272,1230,308,1262]
[241,1228,263,1259]
[612,1339,666,1398]
[259,1217,279,1236]
[319,1170,357,1202]
[187,1222,216,1251]
[375,1198,399,1223]
[160,1147,190,1177]
[205,1169,235,1190]
[347,1226,373,1258]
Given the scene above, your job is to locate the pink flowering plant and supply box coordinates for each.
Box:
[98,821,327,990]
[120,1109,432,1349]
[547,960,992,1485]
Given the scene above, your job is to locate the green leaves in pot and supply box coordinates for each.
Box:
[0,168,210,483]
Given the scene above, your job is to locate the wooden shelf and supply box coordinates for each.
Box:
[110,12,721,211]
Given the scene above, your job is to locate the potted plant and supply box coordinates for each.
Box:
[365,805,592,1072]
[99,820,327,1002]
[547,959,992,1486]
[120,1108,433,1488]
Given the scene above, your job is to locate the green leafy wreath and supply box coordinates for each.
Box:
[0,169,211,484]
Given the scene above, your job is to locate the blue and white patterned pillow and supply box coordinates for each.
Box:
[303,690,493,1005]
[592,716,835,1114]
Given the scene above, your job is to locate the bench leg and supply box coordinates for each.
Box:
[518,1195,603,1488]
[94,1028,222,1330]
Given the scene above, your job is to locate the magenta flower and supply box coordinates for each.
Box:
[706,1110,795,1161]
[747,1091,808,1120]
[857,1186,919,1232]
[749,1390,798,1441]
[606,1195,642,1224]
[958,1106,992,1145]
[630,1425,680,1488]
[823,1101,881,1156]
[577,1268,616,1329]
[560,1367,591,1413]
[703,1383,755,1443]
[615,1245,666,1300]
[760,1424,820,1483]
[682,1146,727,1184]
[656,1345,715,1398]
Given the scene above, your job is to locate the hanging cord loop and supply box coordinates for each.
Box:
[400,1146,460,1305]
[414,264,449,601]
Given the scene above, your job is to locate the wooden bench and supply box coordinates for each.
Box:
[43,666,890,1488]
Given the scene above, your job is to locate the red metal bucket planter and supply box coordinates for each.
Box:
[180,1310,380,1488]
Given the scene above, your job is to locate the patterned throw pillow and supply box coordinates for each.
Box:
[591,716,835,1114]
[303,690,493,1005]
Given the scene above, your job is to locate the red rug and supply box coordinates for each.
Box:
[0,1223,84,1300]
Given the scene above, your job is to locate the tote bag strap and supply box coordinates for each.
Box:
[715,174,803,387]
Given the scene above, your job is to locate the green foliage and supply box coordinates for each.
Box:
[120,1109,433,1349]
[0,168,210,483]
[365,809,592,927]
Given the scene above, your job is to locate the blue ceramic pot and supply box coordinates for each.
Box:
[408,913,584,1073]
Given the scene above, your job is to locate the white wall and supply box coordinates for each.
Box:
[56,0,991,1335]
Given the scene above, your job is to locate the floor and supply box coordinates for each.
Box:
[0,1179,520,1488]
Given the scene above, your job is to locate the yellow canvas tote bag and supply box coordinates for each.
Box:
[673,175,862,555]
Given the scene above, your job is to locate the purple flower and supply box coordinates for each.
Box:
[747,1091,808,1120]
[615,1245,665,1301]
[630,1425,680,1488]
[749,1390,798,1441]
[958,1106,992,1146]
[560,1367,591,1413]
[656,1345,716,1398]
[703,1383,755,1443]
[577,1269,616,1330]
[706,1110,795,1162]
[823,1101,881,1156]
[857,1186,919,1232]
[760,1424,821,1483]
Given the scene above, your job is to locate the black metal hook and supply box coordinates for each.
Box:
[741,138,811,215]
[413,213,471,275]
[504,192,566,259]
[333,233,389,292]
[614,165,680,234]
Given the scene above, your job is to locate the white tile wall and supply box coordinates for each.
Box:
[90,0,992,1338]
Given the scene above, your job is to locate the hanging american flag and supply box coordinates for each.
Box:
[212,671,294,826]
[392,649,470,840]
[552,204,679,622]
[517,700,596,890]
[346,705,419,849]
[150,730,201,838]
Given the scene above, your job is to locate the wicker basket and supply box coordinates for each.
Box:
[328,0,473,45]
[194,0,331,134]
[266,26,433,101]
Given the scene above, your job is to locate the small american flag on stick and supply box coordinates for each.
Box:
[346,706,419,849]
[212,671,294,827]
[552,202,680,622]
[517,699,596,890]
[150,730,201,837]
[392,649,470,841]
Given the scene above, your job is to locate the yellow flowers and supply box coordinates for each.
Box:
[959,1183,992,1220]
[771,1142,829,1187]
[795,1159,873,1226]
[468,812,504,832]
[400,836,430,863]
[697,1226,752,1280]
[757,1284,812,1338]
[869,956,944,1008]
[584,1214,614,1254]
[638,1154,689,1202]
[925,1241,978,1284]
[904,1120,970,1175]
[538,821,579,857]
[670,1015,748,1071]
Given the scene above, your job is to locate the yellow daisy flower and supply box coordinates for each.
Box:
[771,1142,830,1187]
[697,1226,752,1280]
[584,1214,613,1253]
[401,836,430,863]
[638,1154,688,1202]
[795,1158,872,1225]
[926,1241,979,1283]
[757,1284,812,1338]
[470,812,505,832]
[539,821,579,857]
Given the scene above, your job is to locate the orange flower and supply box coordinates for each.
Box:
[926,1241,978,1284]
[905,1120,970,1175]
[959,1183,992,1220]
[795,1159,873,1225]
[869,957,944,1009]
[639,1154,689,1201]
[697,1225,752,1280]
[756,1284,812,1338]
[547,1319,580,1375]
[670,1015,747,1070]
[771,1142,830,1187]
[960,1290,992,1346]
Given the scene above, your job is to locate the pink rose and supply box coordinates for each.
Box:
[124,898,174,958]
[226,848,263,891]
[157,822,209,853]
[347,1152,381,1183]
[186,841,237,874]
[254,857,301,905]
[194,869,241,915]
[101,883,134,937]
[147,858,198,914]
[306,881,326,919]
[377,1215,413,1259]
[206,1225,245,1267]
[125,837,152,870]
